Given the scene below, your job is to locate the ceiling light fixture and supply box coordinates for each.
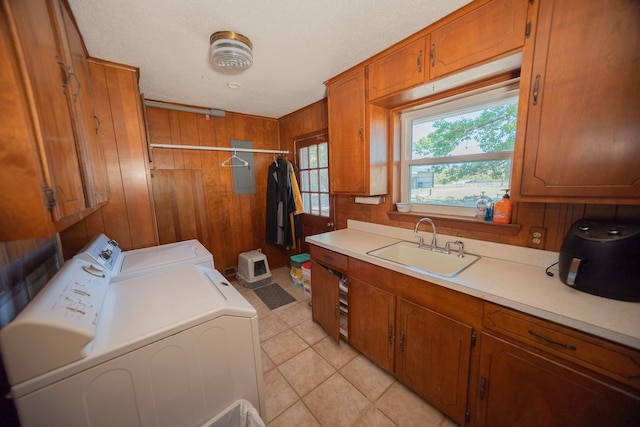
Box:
[210,31,253,73]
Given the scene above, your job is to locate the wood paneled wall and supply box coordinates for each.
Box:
[279,99,328,154]
[334,196,640,252]
[146,107,291,273]
[59,59,158,260]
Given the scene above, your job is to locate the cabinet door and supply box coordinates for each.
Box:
[430,0,528,79]
[476,334,640,427]
[327,67,388,196]
[310,260,341,342]
[8,0,86,220]
[515,0,640,201]
[57,0,109,207]
[367,37,427,101]
[396,299,473,425]
[0,7,56,240]
[349,277,395,372]
[327,68,367,194]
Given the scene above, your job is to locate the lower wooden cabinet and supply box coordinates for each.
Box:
[310,259,342,343]
[349,277,395,372]
[309,244,640,426]
[395,299,473,424]
[346,257,478,426]
[476,333,640,426]
[310,245,349,343]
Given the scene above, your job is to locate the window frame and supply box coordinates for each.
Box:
[297,136,330,218]
[400,78,520,217]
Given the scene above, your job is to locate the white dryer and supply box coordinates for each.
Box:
[75,234,214,281]
[0,258,264,427]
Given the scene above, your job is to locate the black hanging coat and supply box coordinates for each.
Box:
[266,158,299,247]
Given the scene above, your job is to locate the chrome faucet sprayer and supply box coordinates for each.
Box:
[414,217,438,250]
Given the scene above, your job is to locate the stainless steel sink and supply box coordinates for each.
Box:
[367,241,479,277]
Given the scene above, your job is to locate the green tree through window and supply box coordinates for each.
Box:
[402,85,518,210]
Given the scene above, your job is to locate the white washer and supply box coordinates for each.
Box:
[74,234,214,281]
[0,259,264,427]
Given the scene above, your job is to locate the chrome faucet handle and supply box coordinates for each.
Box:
[445,240,465,257]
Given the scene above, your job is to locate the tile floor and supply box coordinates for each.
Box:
[232,266,458,427]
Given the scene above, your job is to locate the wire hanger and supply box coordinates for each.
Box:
[221,150,249,168]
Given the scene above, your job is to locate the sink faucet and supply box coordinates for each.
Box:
[445,240,465,257]
[414,217,438,251]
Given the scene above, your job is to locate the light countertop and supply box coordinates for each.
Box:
[306,220,640,350]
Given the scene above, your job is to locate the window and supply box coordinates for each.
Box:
[401,80,519,216]
[298,140,330,217]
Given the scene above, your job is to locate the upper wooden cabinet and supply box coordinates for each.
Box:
[430,0,529,80]
[57,0,109,207]
[366,0,529,104]
[367,37,428,101]
[0,0,108,241]
[512,0,640,203]
[327,68,388,195]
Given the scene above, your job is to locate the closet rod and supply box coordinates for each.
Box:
[150,143,288,155]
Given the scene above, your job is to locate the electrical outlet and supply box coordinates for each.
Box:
[528,226,547,249]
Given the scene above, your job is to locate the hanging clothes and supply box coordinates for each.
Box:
[288,160,304,249]
[266,157,302,247]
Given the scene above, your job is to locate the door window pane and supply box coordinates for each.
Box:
[298,138,330,218]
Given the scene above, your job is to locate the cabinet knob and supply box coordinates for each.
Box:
[532,74,541,105]
[56,55,70,94]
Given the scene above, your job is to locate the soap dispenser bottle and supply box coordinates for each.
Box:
[475,191,489,219]
[492,189,513,224]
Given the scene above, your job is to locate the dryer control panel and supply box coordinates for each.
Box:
[74,233,122,274]
[0,259,111,385]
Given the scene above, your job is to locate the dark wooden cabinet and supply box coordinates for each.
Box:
[310,245,348,343]
[476,333,640,426]
[310,259,341,343]
[347,257,479,426]
[349,276,395,372]
[396,299,473,425]
[6,0,87,222]
[0,0,109,241]
[309,244,640,426]
[430,0,529,80]
[513,0,640,202]
[0,6,55,240]
[479,303,640,426]
[57,0,109,207]
[326,67,388,196]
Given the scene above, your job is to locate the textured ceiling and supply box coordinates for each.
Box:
[68,0,472,118]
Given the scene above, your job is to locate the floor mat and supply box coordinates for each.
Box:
[253,283,296,310]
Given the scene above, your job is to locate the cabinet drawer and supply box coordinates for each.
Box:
[484,303,640,391]
[310,245,348,272]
